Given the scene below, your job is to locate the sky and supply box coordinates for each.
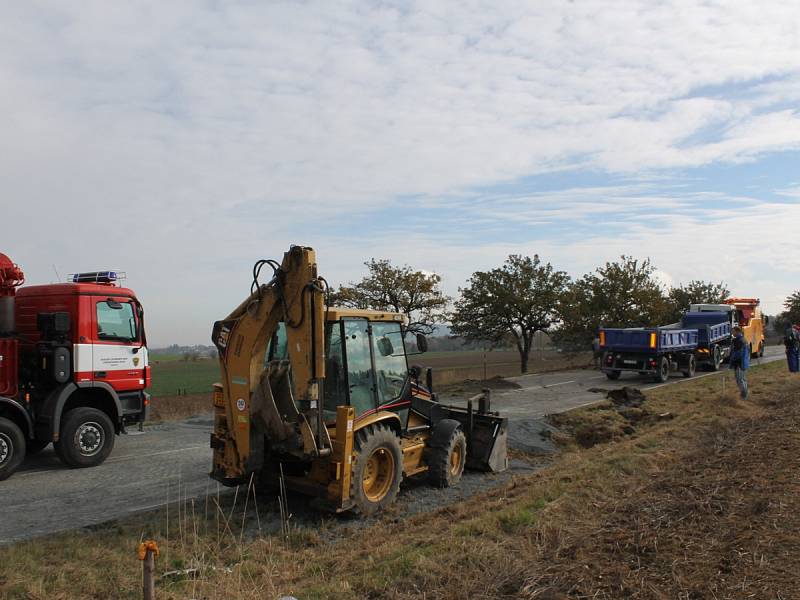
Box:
[2,1,800,346]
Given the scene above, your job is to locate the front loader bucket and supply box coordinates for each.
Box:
[464,411,508,472]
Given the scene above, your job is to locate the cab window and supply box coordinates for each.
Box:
[96,301,137,342]
[265,322,288,363]
[323,322,347,419]
[342,319,375,417]
[372,322,408,404]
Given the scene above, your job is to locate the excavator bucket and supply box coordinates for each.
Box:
[411,390,509,473]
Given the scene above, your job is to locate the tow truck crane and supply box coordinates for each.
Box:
[209,246,507,514]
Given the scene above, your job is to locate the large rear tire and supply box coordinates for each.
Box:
[54,408,115,468]
[428,428,467,488]
[710,346,722,371]
[0,417,26,482]
[654,357,669,383]
[682,354,696,378]
[350,423,403,515]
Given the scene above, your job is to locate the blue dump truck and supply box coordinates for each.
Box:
[600,312,732,383]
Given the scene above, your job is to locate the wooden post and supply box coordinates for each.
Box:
[137,541,159,600]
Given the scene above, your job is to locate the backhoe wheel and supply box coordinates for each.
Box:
[350,424,402,515]
[0,417,26,481]
[682,355,696,378]
[54,408,115,468]
[428,428,467,488]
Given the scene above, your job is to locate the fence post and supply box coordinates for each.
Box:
[137,540,159,600]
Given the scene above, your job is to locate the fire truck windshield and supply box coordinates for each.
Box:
[96,301,138,342]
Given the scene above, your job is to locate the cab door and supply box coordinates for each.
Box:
[91,297,145,392]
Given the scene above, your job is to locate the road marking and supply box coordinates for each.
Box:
[543,380,575,388]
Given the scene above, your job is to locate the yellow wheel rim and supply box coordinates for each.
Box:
[449,443,463,476]
[362,447,395,502]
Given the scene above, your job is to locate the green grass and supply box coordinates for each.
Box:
[149,359,220,397]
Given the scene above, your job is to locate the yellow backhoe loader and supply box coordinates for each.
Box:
[209,246,507,514]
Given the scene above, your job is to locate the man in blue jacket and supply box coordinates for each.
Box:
[729,326,750,399]
[785,324,800,373]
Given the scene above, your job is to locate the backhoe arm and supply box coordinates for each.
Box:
[210,246,326,484]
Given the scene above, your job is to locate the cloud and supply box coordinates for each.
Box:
[1,1,799,342]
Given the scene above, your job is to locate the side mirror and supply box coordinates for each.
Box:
[416,333,428,353]
[377,337,394,357]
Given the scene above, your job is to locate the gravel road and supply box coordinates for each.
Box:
[1,346,786,544]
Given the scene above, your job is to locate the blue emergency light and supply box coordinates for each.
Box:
[71,271,122,284]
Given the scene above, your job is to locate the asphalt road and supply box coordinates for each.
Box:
[0,346,787,544]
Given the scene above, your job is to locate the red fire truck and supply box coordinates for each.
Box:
[0,252,150,481]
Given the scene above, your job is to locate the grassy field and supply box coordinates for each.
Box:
[3,360,798,598]
[148,349,583,399]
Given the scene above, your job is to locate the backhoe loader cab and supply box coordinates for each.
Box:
[210,246,507,515]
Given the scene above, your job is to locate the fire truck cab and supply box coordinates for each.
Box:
[0,253,150,481]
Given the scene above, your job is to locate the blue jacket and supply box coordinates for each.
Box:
[729,333,750,370]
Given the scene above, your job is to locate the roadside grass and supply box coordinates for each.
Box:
[2,360,798,599]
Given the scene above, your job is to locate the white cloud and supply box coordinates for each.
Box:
[1,1,800,342]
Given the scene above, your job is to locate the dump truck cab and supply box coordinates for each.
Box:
[210,246,507,514]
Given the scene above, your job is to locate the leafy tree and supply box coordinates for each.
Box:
[779,290,800,328]
[662,280,730,323]
[553,256,668,351]
[450,254,570,373]
[331,259,449,337]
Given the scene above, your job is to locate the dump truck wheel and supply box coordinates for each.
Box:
[654,357,669,383]
[0,417,26,482]
[682,355,696,378]
[710,346,722,371]
[25,440,50,455]
[605,370,621,380]
[428,428,467,488]
[54,408,115,468]
[350,423,402,515]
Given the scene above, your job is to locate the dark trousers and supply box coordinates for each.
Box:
[788,348,800,373]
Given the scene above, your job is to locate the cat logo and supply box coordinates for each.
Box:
[133,357,140,367]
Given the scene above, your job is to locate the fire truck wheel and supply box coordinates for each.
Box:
[0,417,26,482]
[25,439,50,455]
[54,408,115,468]
[350,423,403,516]
[428,427,467,488]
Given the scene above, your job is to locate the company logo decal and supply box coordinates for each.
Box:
[236,398,246,411]
[133,357,140,367]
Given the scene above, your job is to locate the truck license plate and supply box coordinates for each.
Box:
[624,360,636,365]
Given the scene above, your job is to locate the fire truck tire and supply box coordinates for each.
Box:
[428,427,466,488]
[25,439,50,455]
[349,423,403,516]
[54,408,115,468]
[0,417,26,482]
[605,370,621,380]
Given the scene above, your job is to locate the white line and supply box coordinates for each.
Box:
[543,380,575,388]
